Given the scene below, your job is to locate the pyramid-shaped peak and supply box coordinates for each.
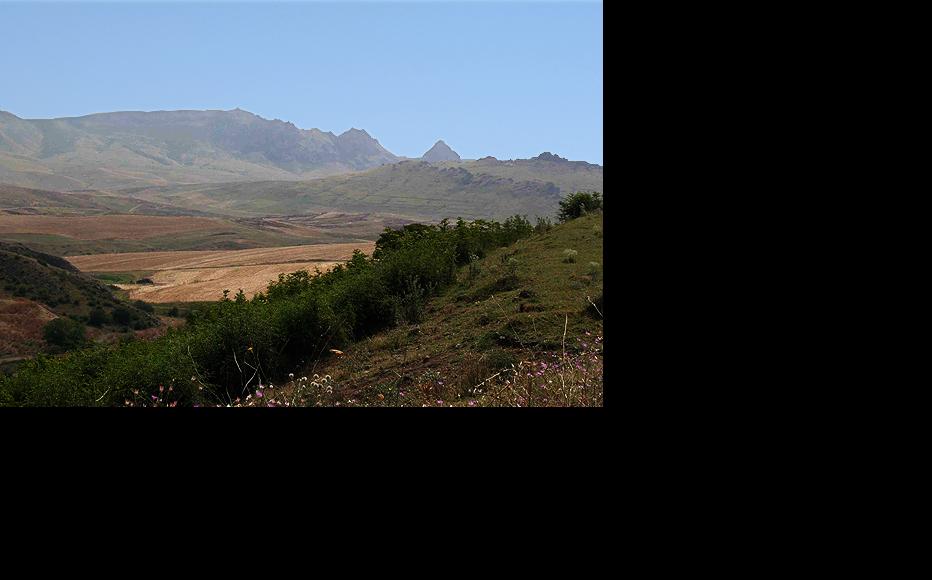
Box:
[422,140,461,162]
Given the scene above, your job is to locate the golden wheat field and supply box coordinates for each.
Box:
[66,242,375,303]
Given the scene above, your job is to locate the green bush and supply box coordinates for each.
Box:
[558,191,603,222]
[562,249,578,263]
[88,307,109,327]
[43,318,86,353]
[112,307,132,326]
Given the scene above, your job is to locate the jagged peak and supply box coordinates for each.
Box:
[422,139,461,162]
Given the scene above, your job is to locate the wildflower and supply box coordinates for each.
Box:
[159,385,164,392]
[289,373,294,379]
[256,390,263,398]
[330,349,345,356]
[436,399,443,406]
[468,400,477,407]
[169,401,177,408]
[377,393,385,401]
[247,346,253,352]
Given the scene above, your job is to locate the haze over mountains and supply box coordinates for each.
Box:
[0,108,602,222]
[0,109,402,190]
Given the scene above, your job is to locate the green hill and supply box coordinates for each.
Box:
[121,157,602,221]
[273,212,604,407]
[0,241,158,330]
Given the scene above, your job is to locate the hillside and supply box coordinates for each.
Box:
[120,157,602,221]
[0,109,400,190]
[0,183,216,216]
[0,208,603,406]
[238,212,604,407]
[0,241,159,360]
[437,152,604,195]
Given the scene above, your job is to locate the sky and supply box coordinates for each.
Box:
[0,1,603,164]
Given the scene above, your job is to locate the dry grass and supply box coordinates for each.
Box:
[0,215,228,240]
[66,242,373,271]
[68,242,375,303]
[0,297,57,357]
[114,262,342,302]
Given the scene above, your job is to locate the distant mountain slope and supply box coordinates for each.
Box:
[438,152,604,194]
[0,109,400,190]
[422,140,460,162]
[122,156,601,221]
[0,183,217,216]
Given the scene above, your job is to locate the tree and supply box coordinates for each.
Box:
[43,318,86,352]
[558,191,603,222]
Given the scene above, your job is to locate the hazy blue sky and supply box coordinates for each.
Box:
[0,1,603,163]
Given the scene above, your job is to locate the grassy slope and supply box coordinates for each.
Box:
[121,159,603,221]
[263,212,604,407]
[0,242,160,359]
[0,242,157,322]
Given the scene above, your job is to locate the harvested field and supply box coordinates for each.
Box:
[112,262,341,302]
[67,242,376,303]
[0,215,227,240]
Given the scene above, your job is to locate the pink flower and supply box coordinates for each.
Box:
[256,390,263,398]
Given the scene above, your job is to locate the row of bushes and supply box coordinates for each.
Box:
[0,214,539,407]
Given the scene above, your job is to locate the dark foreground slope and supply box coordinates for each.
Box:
[0,241,158,361]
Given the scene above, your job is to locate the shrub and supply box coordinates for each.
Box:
[558,191,603,222]
[562,249,578,263]
[133,300,155,313]
[88,307,109,327]
[392,276,429,325]
[468,254,481,279]
[112,307,133,327]
[43,318,86,353]
[587,262,601,280]
[505,257,520,277]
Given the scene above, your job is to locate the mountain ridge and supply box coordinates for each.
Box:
[0,108,400,190]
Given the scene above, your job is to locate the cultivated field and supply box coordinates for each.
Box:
[67,242,375,303]
[0,215,227,240]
